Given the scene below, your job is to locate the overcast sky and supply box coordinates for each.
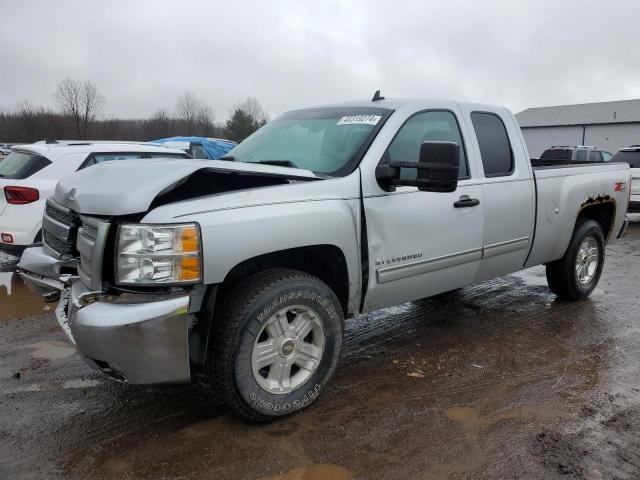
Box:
[1,0,639,121]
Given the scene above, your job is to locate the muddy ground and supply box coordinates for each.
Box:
[2,220,640,480]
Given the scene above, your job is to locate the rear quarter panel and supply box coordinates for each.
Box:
[525,163,630,268]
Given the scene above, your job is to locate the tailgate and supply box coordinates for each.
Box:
[631,169,640,195]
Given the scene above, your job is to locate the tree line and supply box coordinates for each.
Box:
[0,78,270,144]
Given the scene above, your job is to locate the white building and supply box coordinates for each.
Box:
[516,99,640,158]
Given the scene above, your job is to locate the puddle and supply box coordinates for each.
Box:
[179,417,228,439]
[103,458,132,474]
[27,340,75,360]
[260,464,354,480]
[447,403,564,434]
[0,271,49,321]
[62,379,100,389]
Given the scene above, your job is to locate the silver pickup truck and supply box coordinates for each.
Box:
[18,98,630,421]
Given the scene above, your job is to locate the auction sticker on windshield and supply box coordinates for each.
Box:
[337,115,381,126]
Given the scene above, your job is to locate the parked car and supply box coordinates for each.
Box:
[539,146,613,163]
[150,136,236,159]
[0,141,190,255]
[610,146,640,212]
[19,98,630,421]
[0,144,13,155]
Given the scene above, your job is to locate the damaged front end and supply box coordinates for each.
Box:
[17,160,321,384]
[18,198,194,383]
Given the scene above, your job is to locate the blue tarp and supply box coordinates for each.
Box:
[150,136,237,160]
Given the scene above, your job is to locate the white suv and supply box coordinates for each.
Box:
[0,141,190,255]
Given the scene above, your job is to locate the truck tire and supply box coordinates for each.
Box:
[545,219,605,300]
[209,268,344,422]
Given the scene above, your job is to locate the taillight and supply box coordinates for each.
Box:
[4,186,40,205]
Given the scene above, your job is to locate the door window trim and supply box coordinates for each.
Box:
[470,111,515,178]
[378,109,471,181]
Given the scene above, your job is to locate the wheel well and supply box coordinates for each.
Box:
[217,245,350,315]
[577,200,615,241]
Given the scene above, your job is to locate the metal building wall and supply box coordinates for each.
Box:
[520,126,583,158]
[521,123,640,157]
[583,124,640,154]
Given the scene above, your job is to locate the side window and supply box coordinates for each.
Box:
[589,151,602,162]
[385,110,468,181]
[78,153,144,170]
[602,151,613,161]
[190,145,208,159]
[470,112,514,177]
[576,149,588,161]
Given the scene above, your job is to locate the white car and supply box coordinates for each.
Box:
[0,144,12,155]
[0,141,190,255]
[610,147,640,213]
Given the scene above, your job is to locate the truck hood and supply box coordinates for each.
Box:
[54,158,320,215]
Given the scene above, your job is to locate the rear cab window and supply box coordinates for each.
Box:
[0,151,51,179]
[470,112,514,177]
[611,150,640,168]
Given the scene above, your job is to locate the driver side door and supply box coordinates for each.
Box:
[362,109,484,311]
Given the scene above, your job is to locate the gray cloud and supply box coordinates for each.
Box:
[1,0,639,121]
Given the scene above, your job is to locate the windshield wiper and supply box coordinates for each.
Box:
[219,155,235,161]
[256,160,299,169]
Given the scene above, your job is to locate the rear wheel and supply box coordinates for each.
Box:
[545,219,605,300]
[209,268,344,422]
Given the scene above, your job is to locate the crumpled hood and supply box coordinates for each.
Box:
[54,158,318,215]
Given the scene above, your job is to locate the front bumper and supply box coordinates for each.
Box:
[56,280,192,384]
[0,242,27,256]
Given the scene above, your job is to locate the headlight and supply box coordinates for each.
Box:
[116,223,202,285]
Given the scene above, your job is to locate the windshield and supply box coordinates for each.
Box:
[226,107,391,176]
[0,151,51,179]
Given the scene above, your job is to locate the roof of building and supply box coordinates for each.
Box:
[516,99,640,128]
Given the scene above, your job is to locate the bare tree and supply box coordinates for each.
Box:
[54,78,82,137]
[145,109,174,139]
[15,100,36,139]
[81,80,105,139]
[54,78,105,138]
[176,91,200,134]
[195,104,216,136]
[236,97,269,126]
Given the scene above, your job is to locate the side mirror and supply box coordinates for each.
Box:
[375,141,460,193]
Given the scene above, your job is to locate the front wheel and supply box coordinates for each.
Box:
[545,219,605,300]
[209,268,344,421]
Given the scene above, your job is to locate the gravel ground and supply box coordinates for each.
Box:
[1,219,640,479]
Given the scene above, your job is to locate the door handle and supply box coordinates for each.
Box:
[454,195,480,208]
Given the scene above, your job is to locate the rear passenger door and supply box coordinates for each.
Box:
[458,107,536,282]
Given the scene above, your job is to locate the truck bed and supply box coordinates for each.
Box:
[524,160,630,269]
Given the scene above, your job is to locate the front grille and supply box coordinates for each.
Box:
[42,200,79,258]
[80,253,93,277]
[44,230,75,255]
[45,202,75,226]
[80,223,98,241]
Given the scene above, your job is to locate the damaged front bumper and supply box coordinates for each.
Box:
[19,247,193,384]
[58,281,192,384]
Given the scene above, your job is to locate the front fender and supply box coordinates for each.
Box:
[175,199,362,314]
